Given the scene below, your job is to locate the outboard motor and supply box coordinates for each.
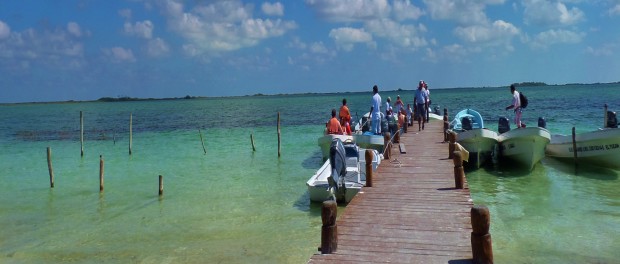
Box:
[328,139,347,201]
[498,117,511,134]
[461,116,474,131]
[538,117,547,129]
[434,106,441,115]
[607,111,618,128]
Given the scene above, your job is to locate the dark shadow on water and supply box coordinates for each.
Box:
[301,150,324,169]
[543,158,619,181]
[480,160,533,178]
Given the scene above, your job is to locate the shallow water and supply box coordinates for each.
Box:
[1,84,619,263]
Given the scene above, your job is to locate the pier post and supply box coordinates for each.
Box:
[250,133,256,151]
[320,200,338,254]
[159,175,164,196]
[444,108,448,121]
[471,205,493,264]
[365,149,374,187]
[443,115,449,142]
[453,151,465,189]
[277,112,281,157]
[47,147,54,188]
[99,155,104,192]
[383,132,391,160]
[129,113,133,155]
[80,111,84,157]
[448,131,457,159]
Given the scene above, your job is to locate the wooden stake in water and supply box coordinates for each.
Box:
[80,111,84,157]
[199,129,207,154]
[277,112,281,157]
[572,127,578,166]
[159,175,164,196]
[604,104,608,128]
[129,113,133,155]
[47,147,54,188]
[250,133,256,152]
[99,155,104,192]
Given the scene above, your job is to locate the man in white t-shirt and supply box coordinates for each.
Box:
[505,84,523,128]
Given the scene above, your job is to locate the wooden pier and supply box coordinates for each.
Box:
[309,120,475,263]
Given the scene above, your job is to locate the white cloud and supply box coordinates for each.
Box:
[305,0,390,22]
[423,0,504,25]
[365,19,427,48]
[530,29,585,49]
[609,4,620,16]
[454,20,519,45]
[118,9,132,20]
[67,22,82,37]
[103,47,136,63]
[160,0,297,56]
[310,41,328,53]
[147,38,170,57]
[124,20,154,39]
[262,2,284,16]
[585,43,616,56]
[0,20,10,39]
[393,0,424,21]
[329,27,373,51]
[523,0,585,27]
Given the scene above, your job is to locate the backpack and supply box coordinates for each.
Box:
[519,92,528,108]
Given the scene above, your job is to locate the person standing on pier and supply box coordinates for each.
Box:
[505,84,523,128]
[414,81,428,131]
[370,85,382,135]
[424,83,431,123]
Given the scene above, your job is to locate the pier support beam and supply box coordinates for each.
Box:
[320,200,338,254]
[448,131,457,159]
[453,151,465,189]
[365,150,374,187]
[383,132,392,160]
[471,205,493,264]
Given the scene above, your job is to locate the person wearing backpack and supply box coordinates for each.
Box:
[505,84,525,128]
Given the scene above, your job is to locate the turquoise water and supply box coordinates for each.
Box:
[1,84,619,263]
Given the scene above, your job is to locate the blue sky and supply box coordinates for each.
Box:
[1,0,619,103]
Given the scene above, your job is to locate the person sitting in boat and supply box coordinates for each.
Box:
[385,97,393,118]
[326,109,344,135]
[394,95,404,116]
[339,98,352,135]
[505,84,525,128]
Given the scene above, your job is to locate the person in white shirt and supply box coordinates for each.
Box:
[505,84,523,128]
[370,85,382,134]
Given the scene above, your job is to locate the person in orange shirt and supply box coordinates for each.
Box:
[326,109,344,135]
[339,98,352,135]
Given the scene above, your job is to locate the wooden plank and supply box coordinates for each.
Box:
[309,120,474,263]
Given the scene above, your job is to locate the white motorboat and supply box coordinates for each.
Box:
[498,125,551,171]
[306,139,382,203]
[450,109,498,168]
[317,134,353,161]
[545,110,620,169]
[352,112,385,152]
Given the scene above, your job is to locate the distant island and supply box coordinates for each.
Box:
[3,81,619,105]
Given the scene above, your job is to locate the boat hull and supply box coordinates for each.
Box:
[307,149,382,203]
[457,129,498,168]
[317,134,354,160]
[498,127,551,170]
[353,133,384,153]
[545,128,620,169]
